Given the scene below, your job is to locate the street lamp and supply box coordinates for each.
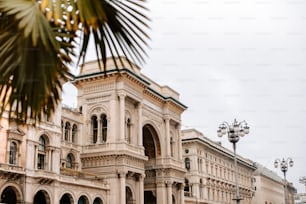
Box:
[217,119,250,204]
[274,158,294,204]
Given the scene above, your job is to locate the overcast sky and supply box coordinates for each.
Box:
[63,0,306,193]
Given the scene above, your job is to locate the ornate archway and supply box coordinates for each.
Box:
[34,190,50,204]
[142,124,161,159]
[126,187,134,204]
[60,193,74,204]
[1,186,21,204]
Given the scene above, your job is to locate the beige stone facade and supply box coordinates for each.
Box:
[0,58,187,204]
[251,163,296,204]
[181,129,255,204]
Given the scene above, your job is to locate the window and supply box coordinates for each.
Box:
[37,136,47,169]
[91,115,98,143]
[64,122,71,141]
[72,124,77,143]
[125,118,131,143]
[185,158,191,170]
[170,137,174,157]
[101,114,107,142]
[66,153,74,169]
[9,142,17,165]
[184,179,190,195]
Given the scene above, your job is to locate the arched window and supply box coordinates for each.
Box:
[77,195,89,204]
[72,124,77,143]
[38,136,47,169]
[66,153,74,169]
[91,115,98,143]
[93,198,103,204]
[9,142,17,165]
[125,118,131,143]
[64,122,71,141]
[101,114,107,142]
[185,158,191,171]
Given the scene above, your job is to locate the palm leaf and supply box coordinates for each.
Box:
[0,0,73,123]
[0,0,149,124]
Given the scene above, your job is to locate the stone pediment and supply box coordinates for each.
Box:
[7,127,25,141]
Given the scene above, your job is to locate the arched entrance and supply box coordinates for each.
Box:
[93,197,103,204]
[144,191,156,204]
[60,193,74,204]
[142,124,161,159]
[78,195,89,204]
[126,187,133,204]
[143,124,161,204]
[34,190,50,204]
[1,186,21,204]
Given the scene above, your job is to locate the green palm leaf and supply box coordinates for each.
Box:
[0,0,149,124]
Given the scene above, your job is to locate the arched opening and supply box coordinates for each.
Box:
[126,187,133,204]
[34,190,50,204]
[9,141,17,164]
[144,191,156,204]
[66,153,75,169]
[38,135,48,170]
[78,195,89,204]
[93,197,103,204]
[142,124,161,159]
[64,122,71,141]
[60,193,73,204]
[184,179,190,197]
[101,114,107,142]
[91,115,98,143]
[72,124,77,143]
[172,195,176,204]
[1,186,21,204]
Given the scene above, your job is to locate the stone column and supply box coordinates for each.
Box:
[119,93,126,142]
[48,149,52,171]
[180,183,184,204]
[120,171,126,204]
[139,174,145,204]
[34,145,38,169]
[166,181,172,204]
[164,117,170,157]
[177,124,182,160]
[138,102,143,146]
[156,182,166,204]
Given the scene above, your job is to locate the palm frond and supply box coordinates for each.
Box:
[0,0,73,123]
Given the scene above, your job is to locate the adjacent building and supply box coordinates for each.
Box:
[181,129,256,204]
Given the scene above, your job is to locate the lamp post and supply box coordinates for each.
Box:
[274,158,294,204]
[217,119,250,204]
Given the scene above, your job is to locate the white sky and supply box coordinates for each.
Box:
[63,0,306,193]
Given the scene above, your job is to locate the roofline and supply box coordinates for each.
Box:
[182,137,256,170]
[72,68,187,110]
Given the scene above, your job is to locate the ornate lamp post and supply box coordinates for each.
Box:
[274,158,294,204]
[217,119,250,204]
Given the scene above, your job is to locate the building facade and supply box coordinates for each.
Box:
[252,163,296,204]
[0,58,187,204]
[181,129,255,204]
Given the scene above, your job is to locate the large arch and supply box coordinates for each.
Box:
[77,195,89,204]
[126,186,134,204]
[93,197,103,204]
[1,185,23,204]
[33,190,51,204]
[60,193,74,204]
[142,124,161,159]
